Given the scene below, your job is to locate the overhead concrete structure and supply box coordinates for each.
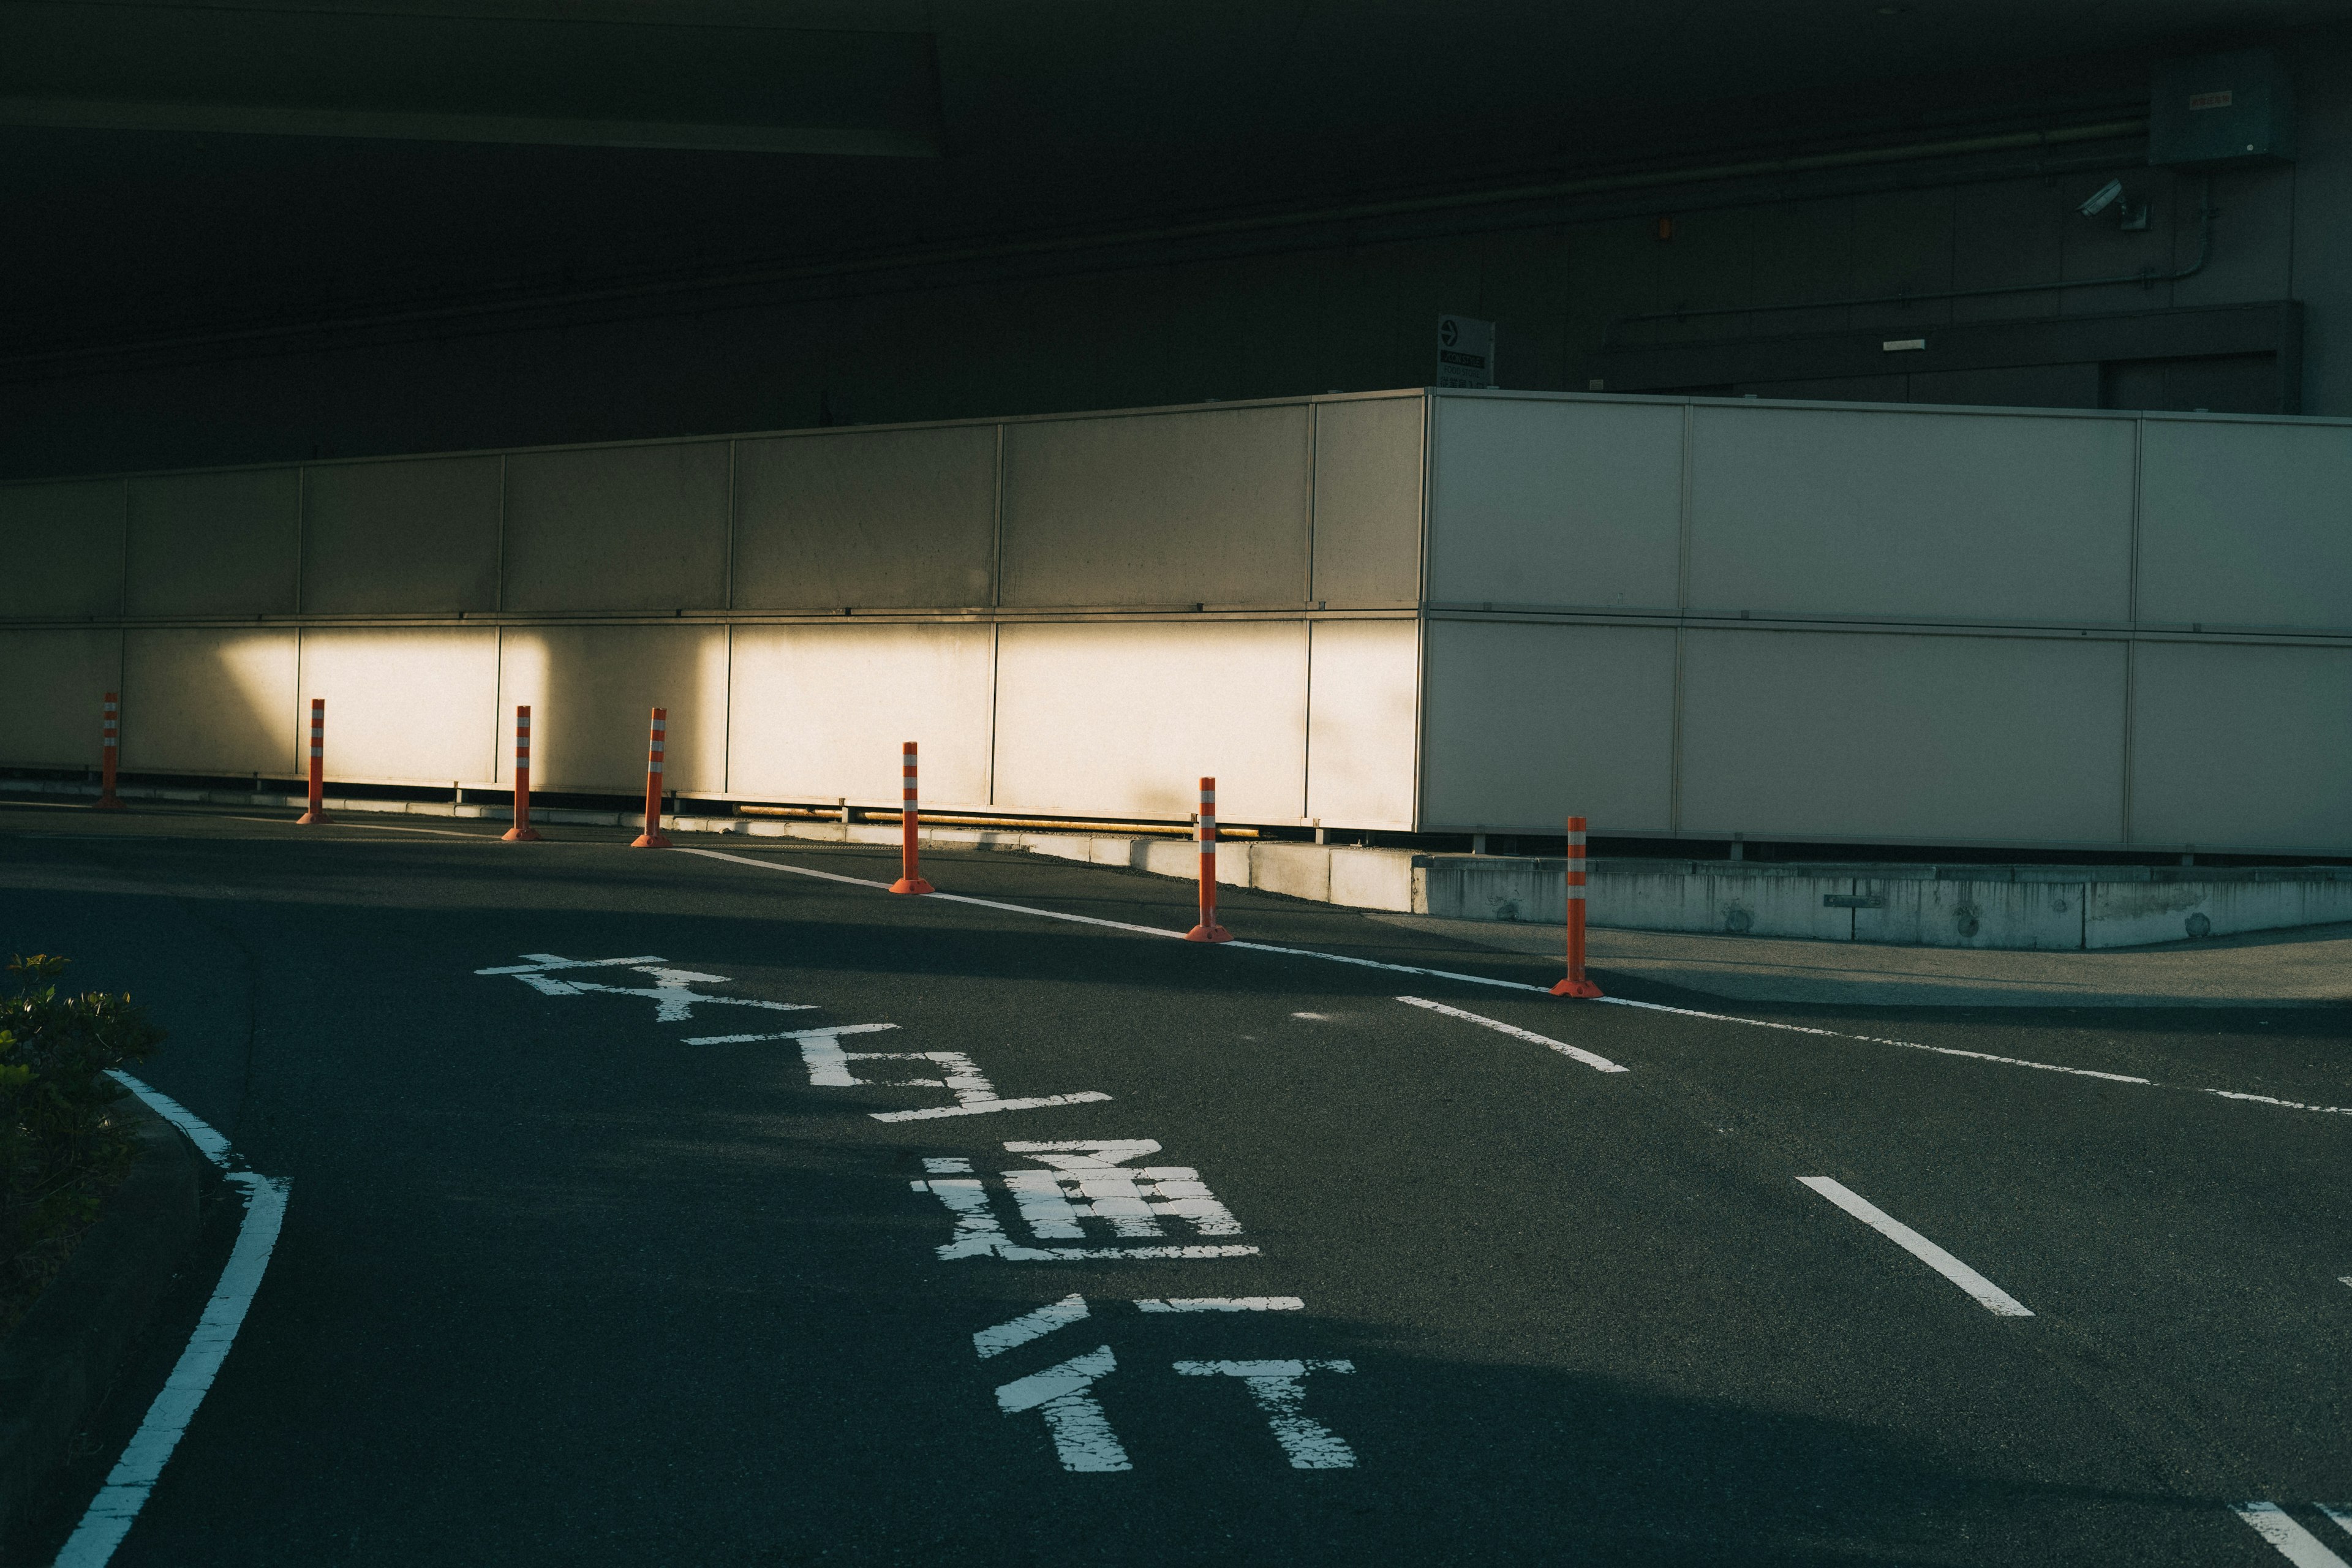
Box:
[4,386,2348,858]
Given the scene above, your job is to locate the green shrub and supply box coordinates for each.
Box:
[0,955,167,1329]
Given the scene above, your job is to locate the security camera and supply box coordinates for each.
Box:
[2076,178,2148,230]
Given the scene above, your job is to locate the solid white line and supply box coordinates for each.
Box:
[677,845,2352,1120]
[54,1166,288,1568]
[222,813,489,840]
[105,1071,230,1167]
[1396,995,1628,1072]
[1796,1177,2034,1317]
[1133,1297,1305,1312]
[681,1023,900,1045]
[871,1091,1114,1123]
[2234,1502,2352,1566]
[1601,995,2151,1085]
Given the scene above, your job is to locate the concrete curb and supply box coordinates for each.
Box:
[0,1096,202,1546]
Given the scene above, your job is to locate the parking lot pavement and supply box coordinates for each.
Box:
[4,802,2348,1566]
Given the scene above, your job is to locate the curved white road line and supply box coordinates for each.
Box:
[55,1077,290,1568]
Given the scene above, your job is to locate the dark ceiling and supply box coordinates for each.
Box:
[2,0,2342,357]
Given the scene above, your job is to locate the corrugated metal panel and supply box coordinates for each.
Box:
[296,628,499,783]
[1686,404,2133,623]
[496,625,728,793]
[125,469,300,617]
[1304,619,1418,831]
[0,628,120,766]
[733,426,998,611]
[1426,397,1683,612]
[301,457,501,615]
[0,480,121,619]
[727,624,995,806]
[1310,396,1425,608]
[1417,619,1676,833]
[1677,628,2125,843]
[1000,406,1309,608]
[502,443,729,612]
[121,628,298,775]
[992,620,1307,821]
[2137,418,2352,632]
[2128,641,2352,850]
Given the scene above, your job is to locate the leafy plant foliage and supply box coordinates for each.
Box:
[1,955,166,1332]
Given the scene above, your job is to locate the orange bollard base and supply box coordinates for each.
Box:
[296,809,329,826]
[92,797,125,812]
[502,826,542,842]
[889,875,935,895]
[1549,975,1604,998]
[1184,922,1232,943]
[630,829,672,849]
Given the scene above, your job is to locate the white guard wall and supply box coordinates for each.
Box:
[5,386,2347,856]
[0,394,1427,829]
[1423,390,2352,856]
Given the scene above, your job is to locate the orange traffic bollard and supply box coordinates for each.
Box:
[94,692,124,810]
[1549,815,1603,998]
[630,707,672,848]
[295,698,329,824]
[889,741,933,894]
[1184,776,1231,942]
[502,704,541,842]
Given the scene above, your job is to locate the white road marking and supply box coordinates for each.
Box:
[59,1077,290,1568]
[104,1070,231,1166]
[2320,1504,2352,1539]
[1797,1177,2033,1317]
[913,1175,1258,1262]
[994,1346,1132,1472]
[1134,1297,1305,1313]
[2340,1278,2352,1291]
[974,1294,1090,1358]
[2234,1502,2352,1566]
[688,1023,900,1046]
[1173,1359,1357,1468]
[1291,1011,1331,1019]
[1004,1140,1243,1238]
[877,1092,1113,1122]
[224,813,488,839]
[677,847,2352,1121]
[1396,994,1628,1073]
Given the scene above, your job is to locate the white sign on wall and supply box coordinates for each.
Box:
[1436,314,1496,388]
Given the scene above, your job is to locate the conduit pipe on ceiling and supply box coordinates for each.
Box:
[0,117,2149,371]
[1605,171,2212,347]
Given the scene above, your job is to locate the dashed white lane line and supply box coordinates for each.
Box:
[2234,1502,2352,1566]
[676,846,2352,1120]
[1396,995,1628,1073]
[59,1076,290,1568]
[1796,1177,2034,1317]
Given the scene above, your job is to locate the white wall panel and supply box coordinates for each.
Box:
[1678,629,2125,843]
[0,629,120,766]
[0,480,122,619]
[733,426,998,610]
[126,469,300,617]
[1001,406,1309,608]
[503,443,728,612]
[1417,620,1675,832]
[297,628,499,784]
[1311,397,1423,608]
[1305,619,1418,830]
[496,626,728,793]
[1687,405,2134,623]
[1426,396,1683,611]
[302,456,501,614]
[2138,418,2352,632]
[728,624,993,807]
[123,628,298,775]
[2128,641,2352,852]
[993,620,1306,822]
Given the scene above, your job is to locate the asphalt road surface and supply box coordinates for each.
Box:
[4,800,2348,1567]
